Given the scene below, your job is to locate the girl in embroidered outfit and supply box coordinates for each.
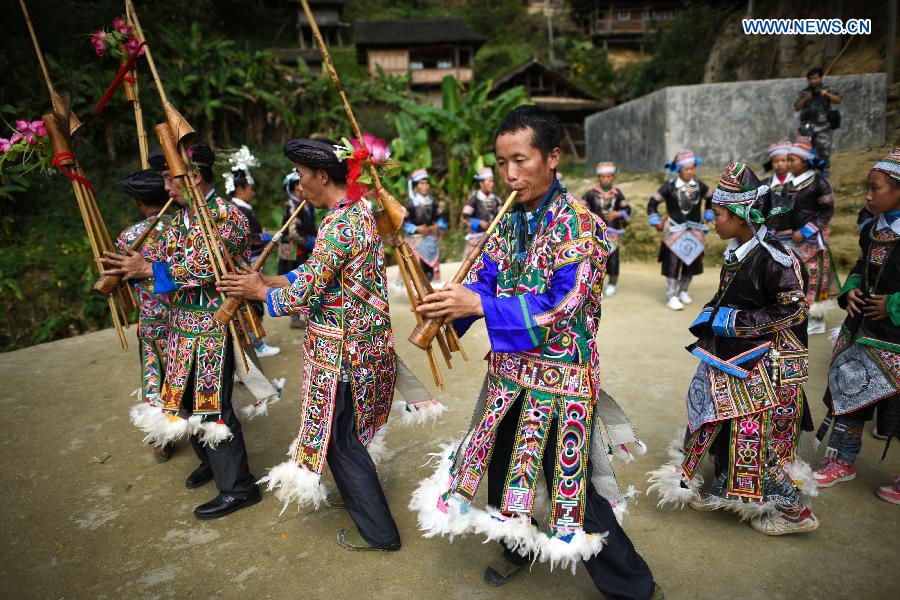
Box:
[647,149,713,311]
[583,161,630,297]
[403,169,447,284]
[278,171,318,329]
[218,138,403,551]
[116,167,174,463]
[461,166,501,257]
[763,140,793,196]
[648,162,820,536]
[413,106,658,598]
[773,136,841,335]
[813,149,900,505]
[101,143,261,520]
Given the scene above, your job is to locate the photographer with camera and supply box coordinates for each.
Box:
[794,67,843,177]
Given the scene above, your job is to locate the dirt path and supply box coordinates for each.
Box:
[1,261,897,599]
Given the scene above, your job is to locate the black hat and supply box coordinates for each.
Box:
[122,169,169,205]
[283,138,339,169]
[148,146,166,171]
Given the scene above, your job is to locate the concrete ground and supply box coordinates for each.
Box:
[1,261,897,599]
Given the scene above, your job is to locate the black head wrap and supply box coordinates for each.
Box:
[122,169,169,205]
[188,143,215,167]
[148,146,167,172]
[283,138,348,183]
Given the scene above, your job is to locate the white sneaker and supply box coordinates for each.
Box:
[666,296,684,311]
[255,342,281,358]
[604,284,617,297]
[807,318,826,335]
[678,291,693,305]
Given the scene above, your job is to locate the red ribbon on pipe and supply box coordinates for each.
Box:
[94,42,146,116]
[52,152,95,192]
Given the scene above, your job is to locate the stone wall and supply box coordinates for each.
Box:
[585,73,887,173]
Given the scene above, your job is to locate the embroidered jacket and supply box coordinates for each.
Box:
[837,215,900,349]
[583,185,629,230]
[116,214,173,402]
[781,170,835,237]
[461,190,500,235]
[146,193,249,419]
[266,198,396,475]
[450,182,609,533]
[648,179,712,225]
[687,238,809,381]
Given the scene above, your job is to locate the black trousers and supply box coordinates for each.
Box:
[185,340,257,498]
[488,395,655,600]
[607,249,620,278]
[327,381,401,549]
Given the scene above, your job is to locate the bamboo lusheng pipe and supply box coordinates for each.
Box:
[45,112,130,349]
[409,191,518,350]
[297,0,406,241]
[152,117,250,372]
[214,200,308,325]
[92,196,175,296]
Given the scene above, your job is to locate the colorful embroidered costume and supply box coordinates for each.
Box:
[118,215,172,406]
[649,163,818,524]
[411,181,647,570]
[647,150,712,304]
[773,138,841,318]
[815,152,900,469]
[583,164,629,284]
[403,169,446,281]
[139,190,250,445]
[259,196,398,507]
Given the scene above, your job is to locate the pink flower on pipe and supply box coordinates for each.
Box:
[91,29,108,56]
[0,138,11,153]
[351,133,391,162]
[112,16,131,36]
[15,120,47,146]
[124,36,144,56]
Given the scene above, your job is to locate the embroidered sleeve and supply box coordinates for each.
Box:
[812,178,836,232]
[713,259,808,338]
[647,186,666,225]
[838,226,869,308]
[267,212,352,317]
[480,235,604,352]
[461,194,477,231]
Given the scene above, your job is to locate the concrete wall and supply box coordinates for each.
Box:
[585,73,887,173]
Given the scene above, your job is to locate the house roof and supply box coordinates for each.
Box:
[353,19,486,47]
[490,58,613,111]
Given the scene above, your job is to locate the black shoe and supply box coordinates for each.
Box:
[153,444,173,464]
[484,560,525,587]
[185,463,214,489]
[193,490,261,520]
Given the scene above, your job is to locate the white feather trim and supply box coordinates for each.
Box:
[708,496,777,521]
[647,427,700,508]
[129,402,156,431]
[257,461,328,514]
[198,421,233,448]
[408,440,608,573]
[809,299,837,319]
[366,425,394,465]
[390,399,448,427]
[785,458,819,499]
[611,486,637,525]
[241,399,270,420]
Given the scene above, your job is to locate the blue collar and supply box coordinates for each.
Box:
[514,178,560,258]
[885,210,900,225]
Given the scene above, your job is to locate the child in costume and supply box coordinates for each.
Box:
[648,162,820,536]
[647,150,712,311]
[764,140,793,196]
[461,166,501,256]
[403,169,446,283]
[583,161,630,296]
[813,149,900,505]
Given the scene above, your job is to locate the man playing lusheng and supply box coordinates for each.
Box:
[101,143,260,520]
[412,106,658,598]
[216,138,402,551]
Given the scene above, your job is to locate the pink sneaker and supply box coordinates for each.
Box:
[875,476,900,505]
[813,458,856,487]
